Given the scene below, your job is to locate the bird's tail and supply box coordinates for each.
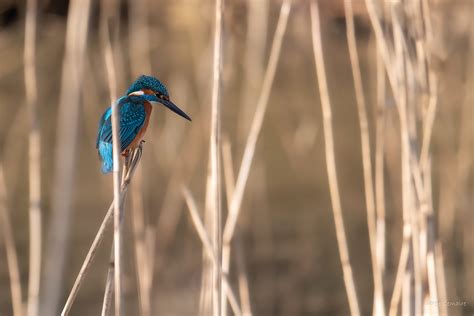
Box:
[98,141,114,173]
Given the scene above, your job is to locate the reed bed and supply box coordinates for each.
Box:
[0,0,472,315]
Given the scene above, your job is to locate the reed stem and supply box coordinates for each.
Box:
[310,2,360,315]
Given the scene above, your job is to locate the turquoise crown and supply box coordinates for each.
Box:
[126,75,169,96]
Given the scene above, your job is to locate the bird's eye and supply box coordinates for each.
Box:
[156,92,169,101]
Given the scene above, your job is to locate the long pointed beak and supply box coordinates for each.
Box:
[160,99,192,121]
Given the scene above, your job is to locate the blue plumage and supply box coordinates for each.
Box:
[126,75,169,96]
[98,142,114,173]
[96,96,147,173]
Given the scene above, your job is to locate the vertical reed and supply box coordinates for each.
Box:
[209,0,224,314]
[41,0,92,314]
[374,45,387,276]
[310,2,360,315]
[343,0,384,314]
[364,1,445,315]
[24,0,41,314]
[127,2,153,311]
[100,1,122,313]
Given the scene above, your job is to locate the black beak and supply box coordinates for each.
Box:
[160,99,192,121]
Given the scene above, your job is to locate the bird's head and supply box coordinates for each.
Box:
[127,75,191,121]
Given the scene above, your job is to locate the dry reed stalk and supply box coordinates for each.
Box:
[101,10,124,316]
[418,69,437,171]
[435,242,448,316]
[402,270,412,316]
[411,4,435,311]
[414,33,439,315]
[310,2,360,315]
[203,152,219,314]
[388,226,411,316]
[41,0,92,314]
[221,139,252,316]
[103,151,143,316]
[203,160,215,316]
[130,169,152,316]
[412,163,434,313]
[61,147,143,315]
[343,1,384,314]
[200,251,213,316]
[375,43,387,275]
[392,8,417,315]
[418,0,438,171]
[0,165,23,316]
[223,0,290,268]
[127,1,153,311]
[222,138,235,207]
[422,159,440,315]
[61,202,113,316]
[221,138,233,316]
[203,125,219,314]
[208,0,224,314]
[388,3,441,314]
[399,6,438,314]
[24,0,41,314]
[101,247,115,316]
[426,250,439,315]
[410,153,437,309]
[235,235,252,316]
[367,2,445,316]
[221,2,290,314]
[364,0,399,99]
[183,188,242,316]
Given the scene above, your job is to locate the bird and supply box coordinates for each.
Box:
[96,75,191,173]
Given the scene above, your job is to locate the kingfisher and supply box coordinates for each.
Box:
[96,75,191,173]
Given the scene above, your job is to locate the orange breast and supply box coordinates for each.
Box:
[122,101,153,154]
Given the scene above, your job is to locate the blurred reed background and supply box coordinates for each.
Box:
[0,0,472,315]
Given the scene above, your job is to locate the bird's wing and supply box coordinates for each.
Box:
[96,107,112,148]
[96,97,147,152]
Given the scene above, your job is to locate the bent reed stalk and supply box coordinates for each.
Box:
[310,2,361,315]
[61,145,144,316]
[221,2,290,314]
[183,187,242,316]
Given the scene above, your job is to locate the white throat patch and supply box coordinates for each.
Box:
[129,90,145,96]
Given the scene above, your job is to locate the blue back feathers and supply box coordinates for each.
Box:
[126,75,169,96]
[96,96,147,173]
